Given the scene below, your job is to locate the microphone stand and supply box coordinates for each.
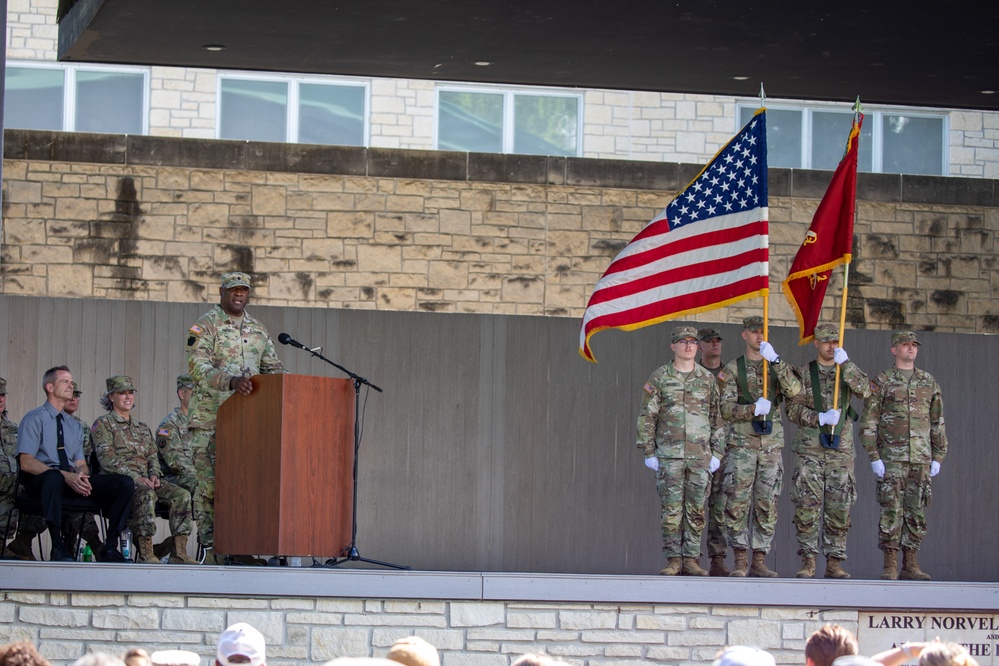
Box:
[283,338,408,570]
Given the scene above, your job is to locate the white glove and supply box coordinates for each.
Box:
[833,347,849,365]
[645,457,659,472]
[759,341,780,363]
[709,456,721,474]
[871,460,885,478]
[930,461,941,477]
[818,408,841,427]
[753,397,772,416]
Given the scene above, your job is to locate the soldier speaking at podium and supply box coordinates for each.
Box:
[186,272,285,564]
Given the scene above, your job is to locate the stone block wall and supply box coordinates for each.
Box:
[2,131,998,335]
[0,591,857,666]
[6,0,999,177]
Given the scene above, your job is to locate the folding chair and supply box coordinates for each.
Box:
[3,466,106,561]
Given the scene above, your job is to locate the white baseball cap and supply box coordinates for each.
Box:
[217,623,266,666]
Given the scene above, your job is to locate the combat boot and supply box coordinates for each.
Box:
[154,536,174,560]
[880,548,898,580]
[749,551,778,578]
[137,536,160,564]
[899,548,931,580]
[170,535,199,565]
[682,557,708,576]
[4,531,38,560]
[824,556,851,579]
[709,554,730,577]
[202,548,224,565]
[795,554,815,578]
[729,549,749,577]
[658,557,682,575]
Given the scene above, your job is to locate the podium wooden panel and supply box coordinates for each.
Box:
[215,374,354,556]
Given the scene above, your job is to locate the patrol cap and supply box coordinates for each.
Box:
[176,374,195,390]
[743,316,764,331]
[221,272,252,289]
[814,323,839,342]
[72,381,82,397]
[891,330,921,346]
[106,375,137,393]
[672,326,700,343]
[0,376,6,395]
[698,327,723,341]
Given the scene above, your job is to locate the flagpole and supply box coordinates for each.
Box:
[832,266,850,410]
[832,97,862,412]
[762,290,769,399]
[759,81,769,400]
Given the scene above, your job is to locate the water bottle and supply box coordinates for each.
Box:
[120,528,132,561]
[82,544,94,562]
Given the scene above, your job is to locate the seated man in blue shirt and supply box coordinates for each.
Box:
[16,366,134,562]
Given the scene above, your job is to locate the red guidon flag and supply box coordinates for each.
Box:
[579,109,769,362]
[782,113,863,344]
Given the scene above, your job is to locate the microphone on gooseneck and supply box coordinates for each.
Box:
[277,333,309,350]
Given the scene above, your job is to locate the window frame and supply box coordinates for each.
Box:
[435,84,584,157]
[216,71,370,146]
[736,101,949,175]
[5,60,150,134]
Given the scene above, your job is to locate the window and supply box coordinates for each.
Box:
[738,104,945,176]
[218,74,367,146]
[5,62,148,134]
[437,86,581,156]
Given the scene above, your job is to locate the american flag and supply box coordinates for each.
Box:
[579,109,769,362]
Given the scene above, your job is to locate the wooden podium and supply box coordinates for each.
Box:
[214,374,354,556]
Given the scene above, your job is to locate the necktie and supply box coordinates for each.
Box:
[56,413,74,472]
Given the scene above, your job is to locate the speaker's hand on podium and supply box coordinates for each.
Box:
[229,376,254,395]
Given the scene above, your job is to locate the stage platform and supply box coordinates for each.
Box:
[3,561,997,611]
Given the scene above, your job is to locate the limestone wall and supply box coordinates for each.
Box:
[8,0,999,177]
[0,591,856,666]
[2,130,998,334]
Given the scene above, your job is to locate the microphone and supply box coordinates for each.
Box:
[278,333,309,351]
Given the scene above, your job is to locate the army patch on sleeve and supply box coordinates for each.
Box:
[643,382,654,395]
[157,427,170,437]
[717,370,729,382]
[187,323,205,348]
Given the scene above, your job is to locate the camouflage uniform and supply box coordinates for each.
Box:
[637,336,724,559]
[92,410,193,539]
[860,361,947,552]
[785,351,870,559]
[2,410,48,538]
[718,353,802,552]
[697,327,729,560]
[1,375,49,542]
[187,294,284,549]
[156,407,197,496]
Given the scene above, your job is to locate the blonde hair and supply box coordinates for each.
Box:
[919,643,978,666]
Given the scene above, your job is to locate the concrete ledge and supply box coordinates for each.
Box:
[4,129,996,203]
[3,563,997,610]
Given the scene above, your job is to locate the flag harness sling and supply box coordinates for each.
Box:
[808,361,858,450]
[735,356,779,435]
